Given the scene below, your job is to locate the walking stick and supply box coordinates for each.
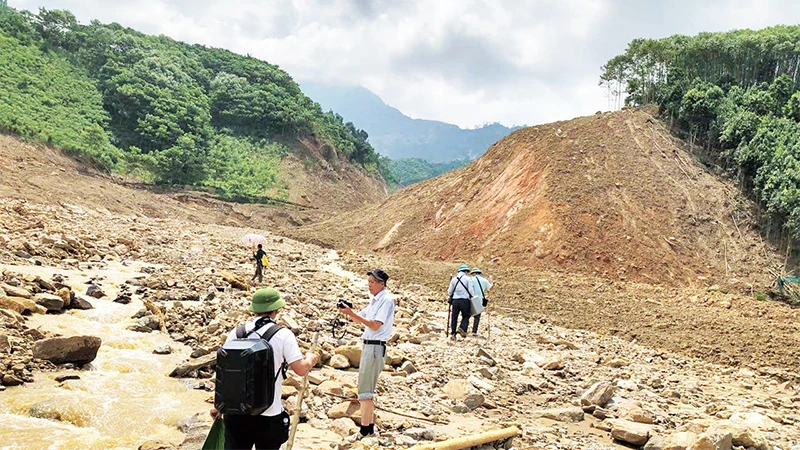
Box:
[445,301,452,337]
[486,306,491,339]
[286,331,319,450]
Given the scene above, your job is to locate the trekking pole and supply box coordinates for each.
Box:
[487,306,491,339]
[445,300,451,337]
[286,331,319,450]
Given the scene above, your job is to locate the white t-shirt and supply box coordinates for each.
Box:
[225,319,303,417]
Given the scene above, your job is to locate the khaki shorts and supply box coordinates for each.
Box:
[357,343,386,400]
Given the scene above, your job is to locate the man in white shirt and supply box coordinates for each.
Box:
[210,287,318,450]
[469,267,493,336]
[447,264,475,339]
[339,268,395,438]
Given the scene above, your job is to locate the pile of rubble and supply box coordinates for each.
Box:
[2,198,800,449]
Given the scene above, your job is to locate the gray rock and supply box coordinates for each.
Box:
[170,353,216,378]
[450,404,470,413]
[581,381,616,407]
[537,407,585,423]
[54,374,80,382]
[33,335,102,365]
[464,393,485,410]
[70,296,94,310]
[153,345,172,355]
[34,293,64,312]
[400,360,417,375]
[1,283,32,299]
[29,401,63,421]
[2,373,23,386]
[85,284,106,299]
[177,421,212,450]
[477,347,496,366]
[644,434,665,450]
[404,427,436,441]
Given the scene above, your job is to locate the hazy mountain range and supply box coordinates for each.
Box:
[301,82,521,163]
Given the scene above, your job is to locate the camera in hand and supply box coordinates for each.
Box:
[336,299,353,309]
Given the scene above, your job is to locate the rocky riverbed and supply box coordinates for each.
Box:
[1,197,800,450]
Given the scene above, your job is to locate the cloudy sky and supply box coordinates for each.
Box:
[9,0,800,128]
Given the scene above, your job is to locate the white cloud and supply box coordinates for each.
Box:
[8,0,800,127]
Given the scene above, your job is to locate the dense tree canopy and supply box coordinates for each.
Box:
[0,4,390,197]
[602,25,800,242]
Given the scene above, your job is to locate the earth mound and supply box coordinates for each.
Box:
[304,109,781,287]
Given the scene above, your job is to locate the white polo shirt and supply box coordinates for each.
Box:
[225,319,303,417]
[359,289,395,342]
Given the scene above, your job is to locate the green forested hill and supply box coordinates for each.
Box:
[387,158,470,187]
[602,25,800,242]
[0,5,392,200]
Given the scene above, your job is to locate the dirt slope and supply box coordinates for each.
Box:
[0,135,387,231]
[303,109,782,288]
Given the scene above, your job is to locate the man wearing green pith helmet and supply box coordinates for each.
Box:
[210,287,318,450]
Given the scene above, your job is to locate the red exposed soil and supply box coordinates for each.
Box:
[304,109,783,289]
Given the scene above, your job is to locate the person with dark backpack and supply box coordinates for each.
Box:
[447,264,475,340]
[210,287,318,450]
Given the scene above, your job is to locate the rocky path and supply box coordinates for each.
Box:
[1,198,800,449]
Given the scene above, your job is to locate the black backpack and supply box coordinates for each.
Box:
[215,318,287,416]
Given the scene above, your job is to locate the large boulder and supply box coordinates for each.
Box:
[663,431,698,450]
[327,401,361,422]
[611,419,652,446]
[581,381,615,407]
[0,283,32,299]
[33,336,102,365]
[334,345,362,368]
[688,429,732,450]
[34,293,64,312]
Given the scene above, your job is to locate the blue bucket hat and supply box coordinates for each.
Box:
[458,264,470,272]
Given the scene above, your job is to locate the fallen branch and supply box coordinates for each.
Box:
[318,392,448,425]
[407,426,520,450]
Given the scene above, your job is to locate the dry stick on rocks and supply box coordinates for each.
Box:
[286,331,319,450]
[319,392,449,425]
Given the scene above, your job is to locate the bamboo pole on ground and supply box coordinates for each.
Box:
[286,331,319,450]
[407,426,520,450]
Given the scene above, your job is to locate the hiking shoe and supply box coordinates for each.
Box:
[449,334,457,341]
[471,333,479,338]
[457,329,467,338]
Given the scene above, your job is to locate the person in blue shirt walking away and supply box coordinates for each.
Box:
[469,267,493,337]
[447,264,475,340]
[338,268,395,439]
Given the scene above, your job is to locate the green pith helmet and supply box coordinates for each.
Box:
[458,264,470,272]
[470,267,482,274]
[249,287,286,313]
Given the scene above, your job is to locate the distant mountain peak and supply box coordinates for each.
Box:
[300,81,519,163]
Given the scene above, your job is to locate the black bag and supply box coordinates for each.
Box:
[215,318,286,416]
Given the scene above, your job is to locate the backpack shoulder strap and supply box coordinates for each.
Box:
[256,323,290,381]
[259,323,285,342]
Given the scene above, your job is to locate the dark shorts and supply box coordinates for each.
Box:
[224,411,290,450]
